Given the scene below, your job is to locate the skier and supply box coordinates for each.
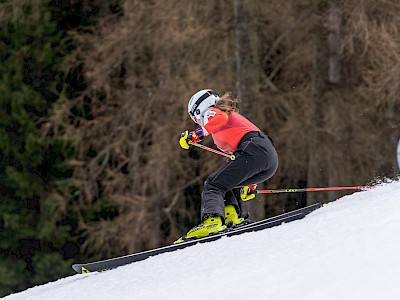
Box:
[175,89,278,243]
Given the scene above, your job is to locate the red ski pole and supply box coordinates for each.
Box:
[188,141,236,161]
[257,186,375,194]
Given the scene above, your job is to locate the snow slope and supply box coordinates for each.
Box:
[3,181,400,300]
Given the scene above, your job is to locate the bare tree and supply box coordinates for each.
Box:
[48,0,400,257]
[308,1,344,204]
[233,0,266,220]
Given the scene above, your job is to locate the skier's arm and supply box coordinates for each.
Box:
[179,109,228,149]
[202,108,229,134]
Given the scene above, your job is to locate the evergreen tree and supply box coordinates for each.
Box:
[0,0,109,295]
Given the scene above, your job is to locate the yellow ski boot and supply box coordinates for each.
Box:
[224,205,246,227]
[174,213,226,244]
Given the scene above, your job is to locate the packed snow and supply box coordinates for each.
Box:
[3,180,400,300]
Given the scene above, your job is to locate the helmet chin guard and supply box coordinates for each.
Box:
[188,89,220,123]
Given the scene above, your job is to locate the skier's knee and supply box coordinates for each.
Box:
[204,179,227,193]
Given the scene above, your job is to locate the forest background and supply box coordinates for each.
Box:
[0,0,399,297]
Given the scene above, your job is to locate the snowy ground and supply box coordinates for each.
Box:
[3,181,400,300]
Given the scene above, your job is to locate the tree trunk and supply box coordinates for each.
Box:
[308,1,343,204]
[234,0,265,220]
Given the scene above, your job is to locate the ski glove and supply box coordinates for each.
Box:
[240,184,258,201]
[179,128,204,150]
[179,130,191,149]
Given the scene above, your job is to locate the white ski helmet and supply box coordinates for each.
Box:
[187,89,220,123]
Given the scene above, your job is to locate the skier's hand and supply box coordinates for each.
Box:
[179,130,192,149]
[240,184,258,201]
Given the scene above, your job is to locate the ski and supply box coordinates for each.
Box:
[72,203,322,274]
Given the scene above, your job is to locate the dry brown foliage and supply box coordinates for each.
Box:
[49,0,400,256]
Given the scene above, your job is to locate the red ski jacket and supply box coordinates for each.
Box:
[195,108,261,154]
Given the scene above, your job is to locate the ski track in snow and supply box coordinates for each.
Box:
[3,181,400,300]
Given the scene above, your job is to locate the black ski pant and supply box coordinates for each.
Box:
[201,131,278,221]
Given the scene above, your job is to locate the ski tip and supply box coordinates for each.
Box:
[72,264,82,273]
[72,264,90,274]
